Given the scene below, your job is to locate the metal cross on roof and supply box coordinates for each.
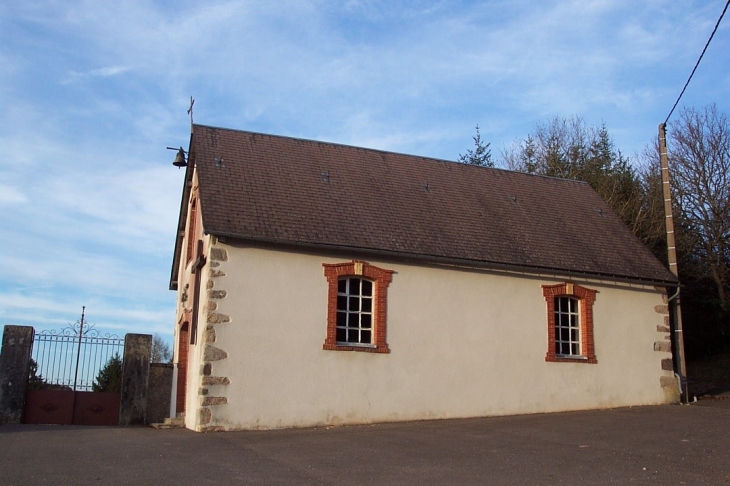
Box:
[187,96,195,125]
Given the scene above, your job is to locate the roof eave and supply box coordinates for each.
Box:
[169,131,195,291]
[206,231,679,288]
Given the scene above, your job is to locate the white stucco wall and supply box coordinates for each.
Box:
[182,242,676,431]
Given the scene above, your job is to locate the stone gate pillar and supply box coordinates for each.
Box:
[119,333,152,426]
[0,325,34,424]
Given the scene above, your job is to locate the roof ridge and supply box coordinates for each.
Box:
[191,123,589,185]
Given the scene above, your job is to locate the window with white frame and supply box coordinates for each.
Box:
[542,282,597,364]
[323,260,393,353]
[554,296,580,356]
[336,277,374,345]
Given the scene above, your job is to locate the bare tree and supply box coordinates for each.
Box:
[634,154,670,261]
[641,105,730,357]
[667,104,730,313]
[151,334,173,363]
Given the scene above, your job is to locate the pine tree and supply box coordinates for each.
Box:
[459,125,493,167]
[93,354,123,393]
[27,359,48,389]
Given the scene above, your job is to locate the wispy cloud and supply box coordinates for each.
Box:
[0,292,174,334]
[63,65,130,83]
[1,0,728,340]
[0,184,27,205]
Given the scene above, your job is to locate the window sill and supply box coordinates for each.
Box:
[323,343,389,354]
[545,354,597,364]
[339,342,376,348]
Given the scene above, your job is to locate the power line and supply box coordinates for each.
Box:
[664,0,729,125]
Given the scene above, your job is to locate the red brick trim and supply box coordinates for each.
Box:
[323,261,393,354]
[542,282,597,364]
[186,194,198,265]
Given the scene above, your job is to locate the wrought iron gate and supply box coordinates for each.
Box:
[23,316,124,426]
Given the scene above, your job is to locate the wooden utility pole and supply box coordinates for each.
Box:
[658,123,689,403]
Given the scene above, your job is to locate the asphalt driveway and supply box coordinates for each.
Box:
[1,403,729,485]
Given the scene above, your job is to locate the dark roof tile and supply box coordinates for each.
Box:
[188,124,676,285]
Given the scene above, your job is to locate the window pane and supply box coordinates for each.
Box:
[560,328,569,342]
[361,330,371,343]
[570,329,578,341]
[338,279,347,294]
[337,296,347,311]
[347,329,360,343]
[350,278,360,295]
[336,328,346,342]
[346,312,357,328]
[570,314,577,328]
[568,298,576,313]
[337,311,346,327]
[362,280,373,296]
[361,314,372,329]
[349,297,360,312]
[571,343,579,355]
[362,298,372,313]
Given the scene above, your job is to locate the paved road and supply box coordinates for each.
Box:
[1,404,729,485]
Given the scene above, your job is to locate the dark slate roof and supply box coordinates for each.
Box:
[170,124,677,288]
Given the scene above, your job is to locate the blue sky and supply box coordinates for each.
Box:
[1,0,728,340]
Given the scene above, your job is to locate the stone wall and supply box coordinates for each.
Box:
[147,363,173,424]
[119,333,152,426]
[654,290,680,402]
[0,326,34,424]
[197,243,231,432]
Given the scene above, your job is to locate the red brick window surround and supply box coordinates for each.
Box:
[323,261,393,354]
[542,282,597,364]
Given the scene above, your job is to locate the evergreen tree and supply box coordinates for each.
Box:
[93,354,123,393]
[27,359,48,389]
[459,125,493,167]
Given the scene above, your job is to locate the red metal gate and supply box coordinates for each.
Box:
[23,390,121,426]
[22,309,124,426]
